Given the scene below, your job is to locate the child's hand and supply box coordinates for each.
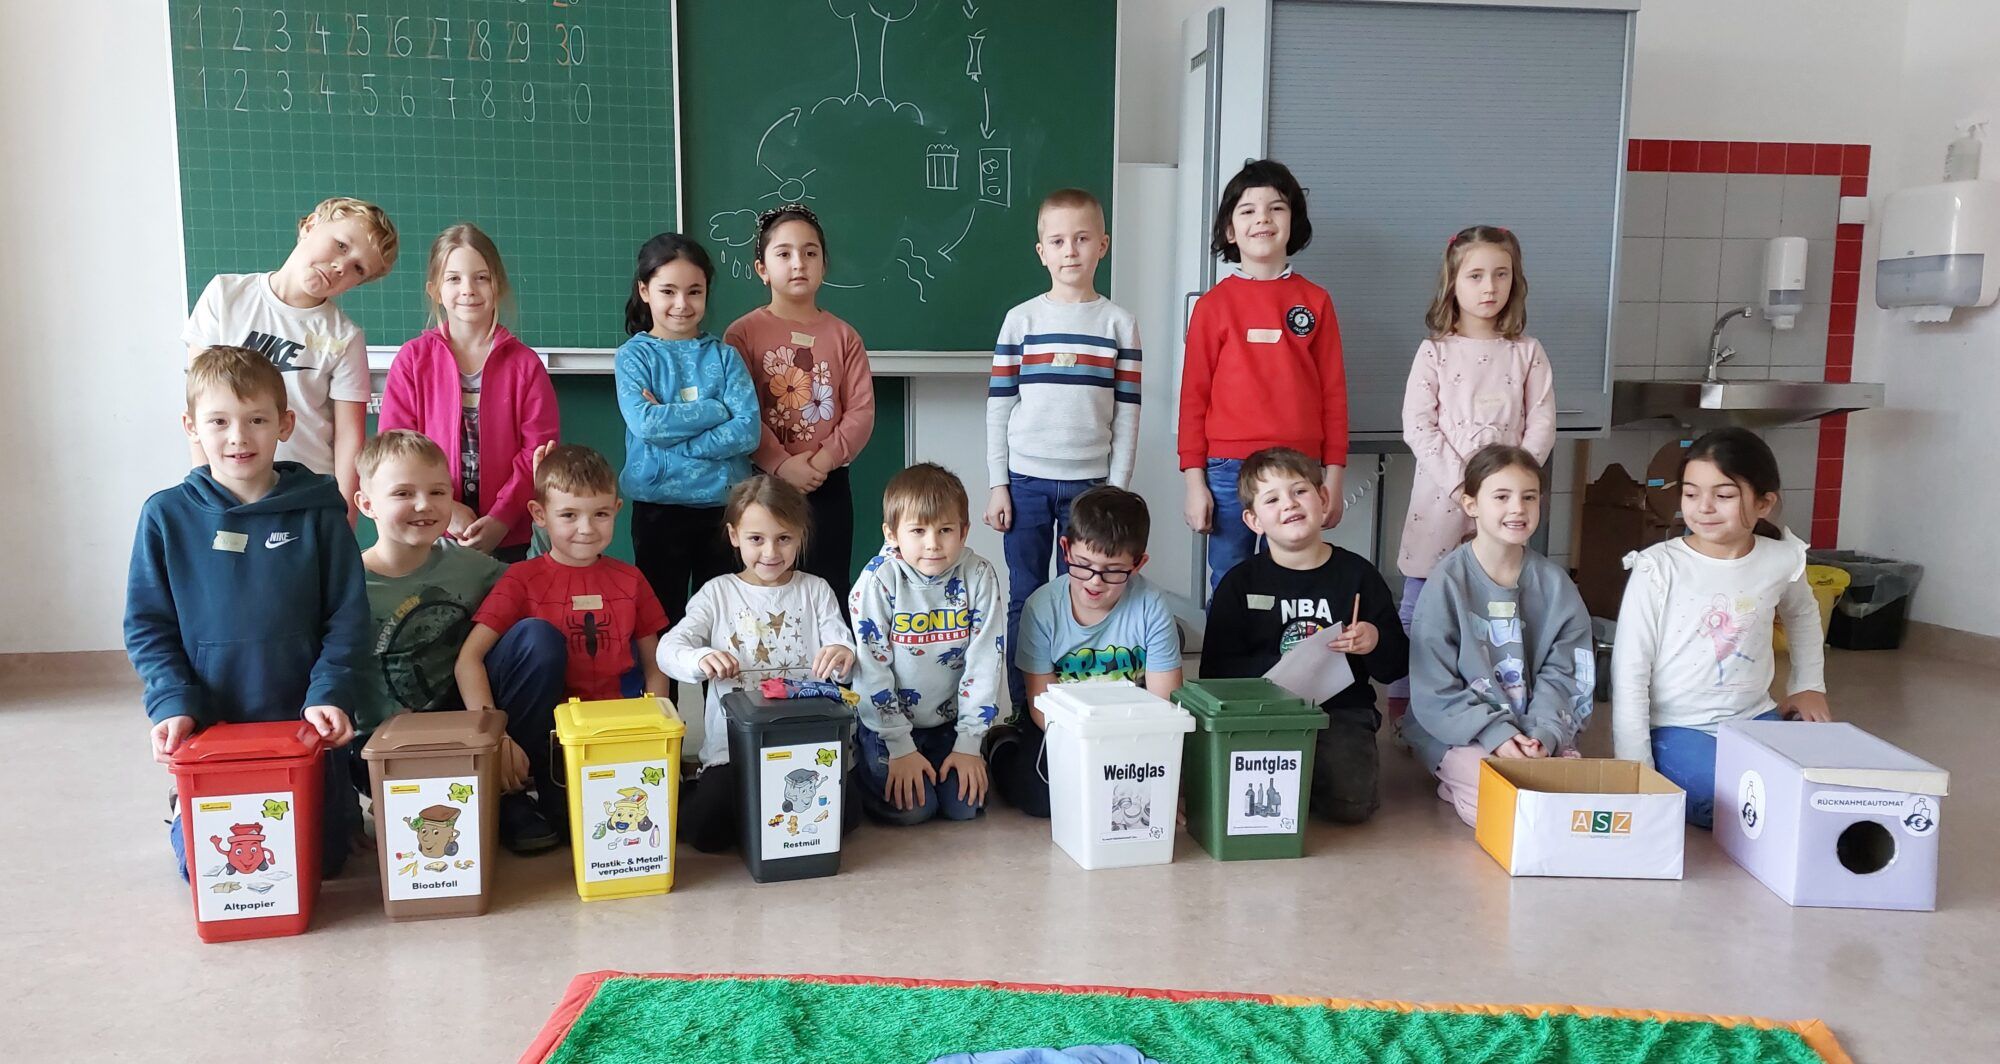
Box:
[1782,690,1833,722]
[1322,467,1346,529]
[499,736,531,792]
[1184,482,1214,534]
[151,715,196,764]
[808,446,841,474]
[984,485,1013,532]
[1492,734,1536,759]
[447,502,477,539]
[641,388,662,405]
[530,440,555,476]
[303,705,355,748]
[1327,621,1378,656]
[776,453,827,492]
[698,651,741,680]
[939,751,990,807]
[458,515,508,553]
[884,751,937,811]
[812,645,855,682]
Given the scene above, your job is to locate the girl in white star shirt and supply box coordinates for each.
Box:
[1611,428,1833,828]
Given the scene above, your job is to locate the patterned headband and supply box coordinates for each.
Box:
[757,202,820,231]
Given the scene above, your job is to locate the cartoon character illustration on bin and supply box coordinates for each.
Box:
[601,787,653,834]
[1109,781,1151,833]
[405,804,463,859]
[210,822,274,875]
[782,768,827,813]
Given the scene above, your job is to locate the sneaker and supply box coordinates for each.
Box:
[499,791,560,855]
[982,722,1020,763]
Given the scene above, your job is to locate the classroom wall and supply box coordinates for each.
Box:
[0,2,190,654]
[1841,0,2000,639]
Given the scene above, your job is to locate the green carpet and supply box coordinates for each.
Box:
[531,974,1842,1064]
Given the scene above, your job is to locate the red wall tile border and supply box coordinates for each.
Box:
[1626,138,1873,548]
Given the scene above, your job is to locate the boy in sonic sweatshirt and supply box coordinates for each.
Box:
[849,463,1006,825]
[125,347,370,879]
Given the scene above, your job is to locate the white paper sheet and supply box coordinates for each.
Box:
[1262,622,1354,704]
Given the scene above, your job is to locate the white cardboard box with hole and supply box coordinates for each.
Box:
[1714,721,1949,911]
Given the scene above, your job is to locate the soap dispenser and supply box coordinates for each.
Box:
[1763,237,1807,329]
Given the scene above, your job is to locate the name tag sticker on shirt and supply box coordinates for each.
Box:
[571,595,605,611]
[679,386,699,402]
[1487,601,1517,619]
[789,331,817,348]
[1246,594,1276,611]
[212,530,248,553]
[1245,329,1283,344]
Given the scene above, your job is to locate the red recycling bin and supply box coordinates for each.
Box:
[169,721,327,943]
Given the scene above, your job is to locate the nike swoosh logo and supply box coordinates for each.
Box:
[265,533,297,549]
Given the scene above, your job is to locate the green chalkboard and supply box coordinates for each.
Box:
[168,1,675,348]
[680,0,1117,349]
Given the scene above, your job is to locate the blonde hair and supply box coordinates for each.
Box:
[725,475,812,545]
[1425,225,1528,340]
[186,346,286,415]
[533,444,616,501]
[357,429,448,482]
[883,463,969,529]
[300,196,400,271]
[424,223,512,335]
[1037,187,1105,229]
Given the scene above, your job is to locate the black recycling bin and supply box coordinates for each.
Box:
[1810,550,1925,652]
[723,689,856,883]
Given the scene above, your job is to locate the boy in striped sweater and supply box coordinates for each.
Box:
[983,187,1143,709]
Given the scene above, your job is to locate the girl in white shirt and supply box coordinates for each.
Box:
[659,475,856,851]
[1611,428,1833,827]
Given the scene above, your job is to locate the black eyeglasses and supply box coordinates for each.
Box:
[1065,557,1134,585]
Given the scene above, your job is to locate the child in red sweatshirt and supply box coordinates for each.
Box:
[1178,159,1349,593]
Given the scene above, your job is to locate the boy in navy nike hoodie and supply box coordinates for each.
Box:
[125,346,370,879]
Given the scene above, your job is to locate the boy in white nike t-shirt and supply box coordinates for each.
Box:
[182,196,400,519]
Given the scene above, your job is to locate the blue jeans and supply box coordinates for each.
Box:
[1205,458,1255,592]
[1652,710,1781,829]
[1003,473,1100,707]
[854,722,984,825]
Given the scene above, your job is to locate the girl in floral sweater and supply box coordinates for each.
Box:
[724,204,877,606]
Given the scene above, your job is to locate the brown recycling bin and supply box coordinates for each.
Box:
[362,709,506,920]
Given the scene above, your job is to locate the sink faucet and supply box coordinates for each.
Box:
[1706,305,1755,383]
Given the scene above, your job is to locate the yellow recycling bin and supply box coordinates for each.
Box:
[553,694,684,902]
[1776,565,1851,653]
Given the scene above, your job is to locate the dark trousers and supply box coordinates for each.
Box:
[631,500,733,626]
[801,465,856,608]
[989,719,1051,818]
[1002,473,1101,708]
[1310,717,1382,825]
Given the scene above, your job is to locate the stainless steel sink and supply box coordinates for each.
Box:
[1611,379,1884,429]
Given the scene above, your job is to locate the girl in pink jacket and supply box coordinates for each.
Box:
[1389,225,1557,724]
[380,224,559,560]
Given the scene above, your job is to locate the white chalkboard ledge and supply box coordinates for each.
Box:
[366,347,989,381]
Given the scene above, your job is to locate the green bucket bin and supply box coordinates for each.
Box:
[1173,678,1329,861]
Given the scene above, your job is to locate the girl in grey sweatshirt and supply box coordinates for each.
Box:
[1404,446,1595,826]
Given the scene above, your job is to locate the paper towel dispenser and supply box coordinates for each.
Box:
[1876,179,2000,323]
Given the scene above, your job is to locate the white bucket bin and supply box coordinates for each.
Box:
[1039,681,1196,870]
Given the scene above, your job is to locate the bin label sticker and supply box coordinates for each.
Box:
[1097,758,1170,844]
[759,742,843,862]
[381,776,483,901]
[582,759,672,883]
[189,790,300,922]
[1810,790,1938,837]
[1737,770,1766,839]
[1226,750,1301,836]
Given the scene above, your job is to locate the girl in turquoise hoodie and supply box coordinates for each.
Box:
[615,233,761,626]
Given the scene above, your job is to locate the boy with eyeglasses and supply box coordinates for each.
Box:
[988,486,1183,817]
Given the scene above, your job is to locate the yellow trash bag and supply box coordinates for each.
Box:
[1776,565,1851,652]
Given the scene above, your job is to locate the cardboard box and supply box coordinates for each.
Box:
[1475,758,1685,879]
[1714,721,1948,911]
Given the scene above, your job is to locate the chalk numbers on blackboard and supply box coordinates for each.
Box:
[180,3,593,124]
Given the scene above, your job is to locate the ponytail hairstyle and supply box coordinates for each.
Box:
[1426,225,1529,340]
[1680,427,1785,540]
[624,233,715,336]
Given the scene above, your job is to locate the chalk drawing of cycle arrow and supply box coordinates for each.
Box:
[756,106,804,180]
[979,87,995,140]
